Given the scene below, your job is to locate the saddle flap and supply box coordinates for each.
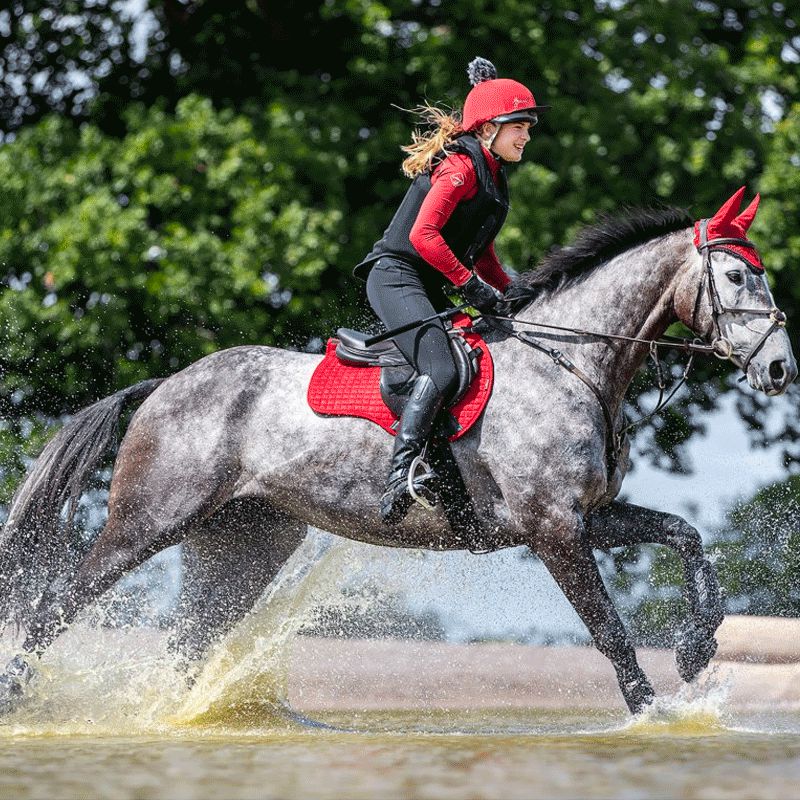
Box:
[307,334,494,442]
[379,330,481,424]
[334,328,409,367]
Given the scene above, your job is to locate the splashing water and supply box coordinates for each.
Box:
[621,667,731,736]
[4,527,800,742]
[171,533,340,730]
[1,532,471,737]
[0,624,187,737]
[0,532,343,736]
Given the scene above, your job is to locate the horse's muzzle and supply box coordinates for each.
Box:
[748,355,797,396]
[767,357,797,394]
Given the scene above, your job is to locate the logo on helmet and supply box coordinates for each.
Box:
[512,97,527,109]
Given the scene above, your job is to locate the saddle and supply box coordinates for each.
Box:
[306,315,496,551]
[333,319,482,435]
[307,313,493,441]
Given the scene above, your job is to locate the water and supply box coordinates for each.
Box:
[3,622,800,800]
[3,710,800,799]
[3,536,800,799]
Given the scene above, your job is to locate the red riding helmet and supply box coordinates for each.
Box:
[462,57,548,131]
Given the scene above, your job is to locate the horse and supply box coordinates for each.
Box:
[0,192,795,716]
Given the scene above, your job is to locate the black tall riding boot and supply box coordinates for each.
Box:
[380,375,445,525]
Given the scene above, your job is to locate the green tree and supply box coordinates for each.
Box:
[0,96,355,422]
[2,0,799,501]
[0,1,142,134]
[733,106,800,465]
[713,475,800,616]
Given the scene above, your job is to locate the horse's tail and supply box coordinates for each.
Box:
[0,378,165,632]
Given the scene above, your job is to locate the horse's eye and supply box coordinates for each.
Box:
[726,270,744,286]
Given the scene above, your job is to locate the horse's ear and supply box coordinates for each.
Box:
[735,192,760,231]
[712,186,747,225]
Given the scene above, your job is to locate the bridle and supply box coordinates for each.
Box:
[693,218,786,375]
[483,222,788,476]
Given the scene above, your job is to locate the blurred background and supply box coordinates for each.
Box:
[1,0,799,644]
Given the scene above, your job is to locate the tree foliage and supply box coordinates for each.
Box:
[1,0,799,495]
[714,474,800,615]
[0,96,355,421]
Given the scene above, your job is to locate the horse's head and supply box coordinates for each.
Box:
[675,187,797,395]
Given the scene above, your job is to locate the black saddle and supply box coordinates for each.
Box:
[334,323,482,434]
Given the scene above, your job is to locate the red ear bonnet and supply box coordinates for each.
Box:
[694,186,763,270]
[736,193,760,231]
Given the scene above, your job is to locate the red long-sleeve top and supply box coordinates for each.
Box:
[408,147,511,292]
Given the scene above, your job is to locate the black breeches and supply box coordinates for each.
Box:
[366,259,459,400]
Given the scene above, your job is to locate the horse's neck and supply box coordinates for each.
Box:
[514,229,694,407]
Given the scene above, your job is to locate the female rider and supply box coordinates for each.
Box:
[354,57,546,525]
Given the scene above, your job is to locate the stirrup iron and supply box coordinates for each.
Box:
[407,446,436,510]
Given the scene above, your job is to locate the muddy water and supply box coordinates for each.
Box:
[3,709,800,800]
[3,623,800,800]
[3,540,800,799]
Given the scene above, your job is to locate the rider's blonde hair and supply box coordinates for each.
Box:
[401,104,463,178]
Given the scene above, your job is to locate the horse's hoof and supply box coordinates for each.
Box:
[617,665,655,715]
[0,655,34,715]
[675,622,718,682]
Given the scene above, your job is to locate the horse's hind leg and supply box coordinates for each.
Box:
[0,500,197,713]
[534,510,655,714]
[169,499,306,670]
[0,443,237,712]
[20,500,195,656]
[585,500,723,682]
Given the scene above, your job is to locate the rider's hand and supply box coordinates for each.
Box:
[460,274,500,313]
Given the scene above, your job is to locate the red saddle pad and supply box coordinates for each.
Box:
[307,329,494,440]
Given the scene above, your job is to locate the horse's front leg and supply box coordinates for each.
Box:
[534,510,655,714]
[585,500,723,682]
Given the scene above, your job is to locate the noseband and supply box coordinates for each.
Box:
[693,218,787,375]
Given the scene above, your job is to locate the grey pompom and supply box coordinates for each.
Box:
[467,57,497,86]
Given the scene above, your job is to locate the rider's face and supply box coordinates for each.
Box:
[489,121,532,162]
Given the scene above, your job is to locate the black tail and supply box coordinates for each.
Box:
[0,379,164,631]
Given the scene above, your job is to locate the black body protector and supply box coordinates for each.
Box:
[354,133,510,281]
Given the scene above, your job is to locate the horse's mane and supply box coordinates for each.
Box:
[506,206,694,304]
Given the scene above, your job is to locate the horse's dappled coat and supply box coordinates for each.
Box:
[0,193,794,717]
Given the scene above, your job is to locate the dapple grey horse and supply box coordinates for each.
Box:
[0,201,795,715]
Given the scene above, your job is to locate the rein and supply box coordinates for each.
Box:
[485,323,695,477]
[496,328,624,475]
[485,313,718,355]
[484,225,788,478]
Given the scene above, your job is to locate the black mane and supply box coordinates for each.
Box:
[506,206,693,304]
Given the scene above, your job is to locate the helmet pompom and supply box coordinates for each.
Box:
[467,57,497,87]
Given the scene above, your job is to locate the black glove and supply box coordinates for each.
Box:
[460,274,500,313]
